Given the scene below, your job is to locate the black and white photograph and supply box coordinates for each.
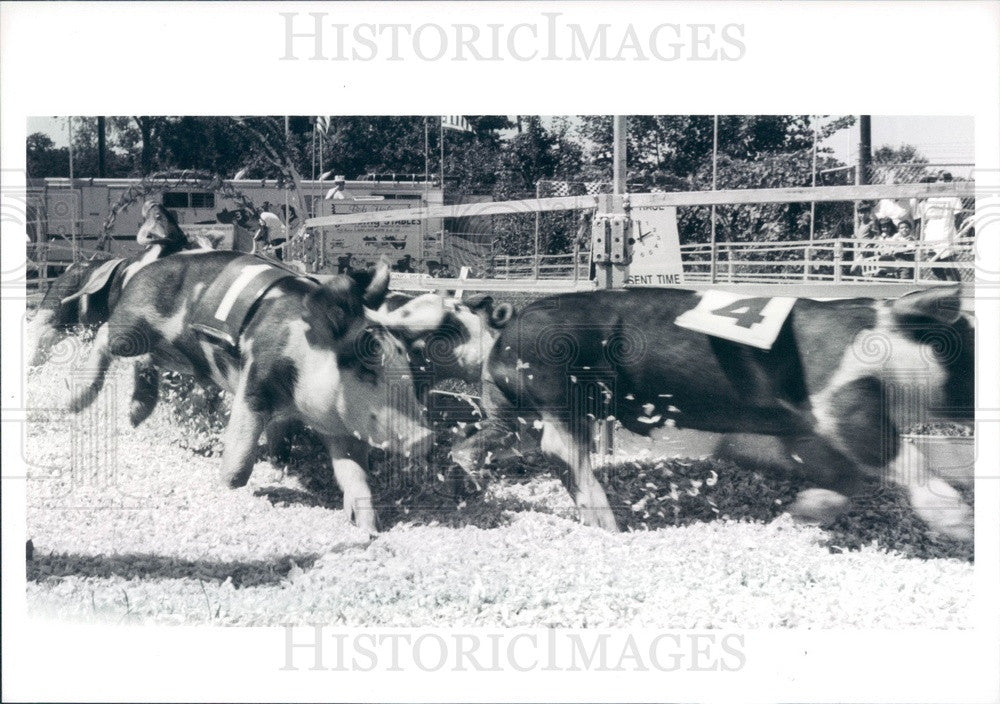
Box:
[3,3,999,703]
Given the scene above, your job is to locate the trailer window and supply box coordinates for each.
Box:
[190,193,215,208]
[162,192,188,208]
[161,192,216,209]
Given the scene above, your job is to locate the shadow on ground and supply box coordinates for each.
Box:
[27,552,324,587]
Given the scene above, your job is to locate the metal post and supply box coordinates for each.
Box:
[595,115,629,456]
[613,116,627,196]
[834,239,843,282]
[283,116,290,237]
[534,181,541,279]
[809,116,818,244]
[424,117,430,184]
[710,115,719,284]
[67,117,74,180]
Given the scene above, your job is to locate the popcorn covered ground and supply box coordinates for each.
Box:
[23,352,974,628]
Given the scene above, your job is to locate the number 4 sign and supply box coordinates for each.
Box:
[673,290,797,350]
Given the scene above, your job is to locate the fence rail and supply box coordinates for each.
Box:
[26,183,982,293]
[680,237,975,284]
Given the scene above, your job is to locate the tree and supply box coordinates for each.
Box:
[870,144,930,184]
[27,132,69,178]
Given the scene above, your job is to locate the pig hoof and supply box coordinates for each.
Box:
[221,466,253,489]
[448,445,482,473]
[346,498,378,536]
[789,488,849,526]
[928,507,974,542]
[580,506,620,533]
[129,399,155,427]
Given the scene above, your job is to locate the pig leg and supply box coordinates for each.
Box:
[449,378,524,485]
[264,417,303,464]
[540,412,618,532]
[219,372,269,489]
[25,309,65,367]
[780,433,868,526]
[67,323,114,413]
[887,440,973,541]
[326,435,378,536]
[129,358,159,427]
[787,376,898,526]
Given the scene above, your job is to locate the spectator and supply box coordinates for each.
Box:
[917,172,963,281]
[255,210,286,261]
[324,175,347,201]
[896,219,915,242]
[876,218,897,239]
[874,196,913,228]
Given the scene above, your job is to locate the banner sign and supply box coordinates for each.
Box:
[316,198,437,271]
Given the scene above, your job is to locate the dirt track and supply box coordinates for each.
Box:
[24,351,973,628]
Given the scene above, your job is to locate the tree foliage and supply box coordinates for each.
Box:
[28,114,865,252]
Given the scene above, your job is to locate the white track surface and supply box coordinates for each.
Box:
[24,353,972,628]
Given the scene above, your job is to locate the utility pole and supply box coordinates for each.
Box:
[858,115,872,185]
[67,117,74,180]
[97,116,106,178]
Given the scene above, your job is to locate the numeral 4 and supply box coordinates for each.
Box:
[710,297,769,328]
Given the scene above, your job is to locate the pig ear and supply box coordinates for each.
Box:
[464,293,494,312]
[302,279,356,336]
[490,302,514,328]
[349,260,391,309]
[891,285,963,324]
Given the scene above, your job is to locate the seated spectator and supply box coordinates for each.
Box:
[875,197,913,228]
[896,219,915,241]
[876,217,897,239]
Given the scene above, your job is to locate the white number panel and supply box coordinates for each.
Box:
[673,290,797,350]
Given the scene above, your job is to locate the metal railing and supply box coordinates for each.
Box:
[679,237,976,284]
[486,252,590,281]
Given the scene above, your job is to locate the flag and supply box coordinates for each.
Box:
[546,181,571,197]
[441,116,473,133]
[315,116,332,136]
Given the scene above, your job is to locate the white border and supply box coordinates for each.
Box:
[3,2,999,702]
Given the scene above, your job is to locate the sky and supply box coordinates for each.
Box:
[27,115,976,169]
